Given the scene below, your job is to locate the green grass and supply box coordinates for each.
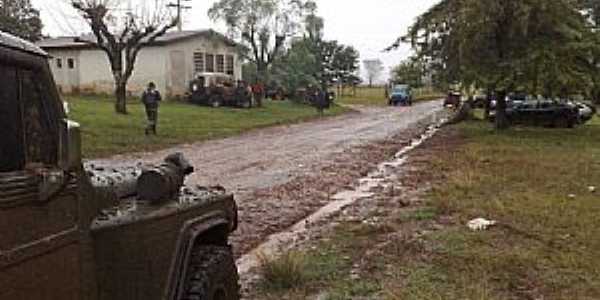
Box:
[336,86,444,106]
[389,116,600,299]
[254,115,600,299]
[65,95,350,158]
[255,222,386,299]
[258,251,311,291]
[398,116,600,300]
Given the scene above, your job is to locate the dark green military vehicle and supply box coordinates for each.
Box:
[0,31,240,300]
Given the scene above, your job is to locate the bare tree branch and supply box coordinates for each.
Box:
[71,0,176,114]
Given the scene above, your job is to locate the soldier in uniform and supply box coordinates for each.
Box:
[141,82,162,135]
[315,88,329,116]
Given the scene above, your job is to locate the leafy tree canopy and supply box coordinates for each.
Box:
[401,0,590,96]
[0,0,43,42]
[209,0,316,82]
[265,11,360,95]
[397,0,591,128]
[391,56,425,88]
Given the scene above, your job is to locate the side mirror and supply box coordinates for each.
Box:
[59,119,82,172]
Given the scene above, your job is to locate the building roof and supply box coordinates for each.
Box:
[37,29,237,50]
[0,31,47,56]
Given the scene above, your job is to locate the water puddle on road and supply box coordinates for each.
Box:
[236,120,446,275]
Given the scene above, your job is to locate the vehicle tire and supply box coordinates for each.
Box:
[182,245,240,300]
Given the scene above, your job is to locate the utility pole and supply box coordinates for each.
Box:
[167,0,192,32]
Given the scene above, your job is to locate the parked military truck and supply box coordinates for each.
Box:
[187,73,252,108]
[0,32,240,300]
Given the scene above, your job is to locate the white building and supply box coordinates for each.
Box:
[37,30,242,97]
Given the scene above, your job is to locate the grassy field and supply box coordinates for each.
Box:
[402,116,600,299]
[256,115,600,299]
[336,86,444,106]
[66,96,350,158]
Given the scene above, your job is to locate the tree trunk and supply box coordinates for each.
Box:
[256,63,268,107]
[495,90,509,130]
[115,81,128,114]
[592,83,600,105]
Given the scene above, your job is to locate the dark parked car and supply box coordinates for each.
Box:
[492,100,581,128]
[389,84,413,106]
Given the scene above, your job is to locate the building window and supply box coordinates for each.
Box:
[226,55,234,76]
[193,51,204,73]
[56,58,63,69]
[216,54,225,73]
[67,58,75,69]
[205,54,214,73]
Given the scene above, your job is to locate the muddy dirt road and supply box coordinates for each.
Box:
[90,101,445,259]
[92,101,443,192]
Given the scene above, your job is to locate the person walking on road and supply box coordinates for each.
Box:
[141,82,162,135]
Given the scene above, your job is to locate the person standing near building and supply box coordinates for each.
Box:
[141,82,162,135]
[252,82,265,107]
[315,88,329,117]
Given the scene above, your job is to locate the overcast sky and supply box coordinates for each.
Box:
[31,0,438,82]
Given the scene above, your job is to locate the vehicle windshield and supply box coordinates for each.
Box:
[392,86,409,95]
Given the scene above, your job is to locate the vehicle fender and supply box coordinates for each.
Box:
[165,211,232,300]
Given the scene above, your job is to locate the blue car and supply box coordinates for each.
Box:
[389,85,413,106]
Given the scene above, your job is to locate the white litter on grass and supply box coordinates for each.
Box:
[467,218,497,231]
[568,194,577,199]
[588,186,596,193]
[63,101,70,115]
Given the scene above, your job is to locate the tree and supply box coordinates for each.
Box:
[209,0,316,89]
[577,0,600,104]
[328,43,360,95]
[270,38,319,97]
[0,0,43,41]
[401,0,590,129]
[270,11,360,97]
[391,57,424,88]
[72,0,177,114]
[363,59,384,87]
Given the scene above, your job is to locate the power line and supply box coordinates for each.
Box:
[167,0,191,32]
